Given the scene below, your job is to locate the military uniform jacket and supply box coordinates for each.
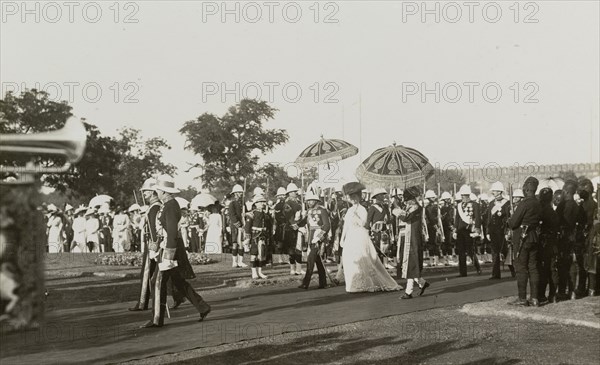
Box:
[454,201,481,232]
[486,199,510,235]
[508,196,541,244]
[229,199,244,229]
[440,205,454,230]
[424,203,439,227]
[283,197,301,226]
[299,205,331,243]
[367,202,390,231]
[158,198,195,279]
[145,202,161,245]
[244,209,272,242]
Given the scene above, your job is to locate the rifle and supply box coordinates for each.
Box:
[436,182,445,242]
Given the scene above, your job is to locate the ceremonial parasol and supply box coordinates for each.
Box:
[89,194,112,208]
[175,197,190,209]
[356,143,434,189]
[191,193,218,208]
[295,136,358,167]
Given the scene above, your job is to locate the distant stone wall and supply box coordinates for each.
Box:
[452,162,599,192]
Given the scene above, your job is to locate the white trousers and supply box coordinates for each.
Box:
[405,277,426,295]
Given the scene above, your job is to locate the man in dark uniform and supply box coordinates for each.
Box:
[508,177,542,306]
[486,181,513,279]
[452,185,482,277]
[130,178,161,311]
[439,192,454,265]
[557,180,587,300]
[424,190,440,265]
[244,194,272,279]
[367,188,393,268]
[298,192,330,289]
[283,183,303,275]
[273,187,287,255]
[229,184,248,268]
[142,175,211,328]
[537,187,560,303]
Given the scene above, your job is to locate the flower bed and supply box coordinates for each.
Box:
[94,252,214,266]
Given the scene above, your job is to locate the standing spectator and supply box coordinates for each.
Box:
[46,204,64,253]
[205,204,223,254]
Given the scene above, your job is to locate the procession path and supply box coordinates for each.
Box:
[0,266,516,365]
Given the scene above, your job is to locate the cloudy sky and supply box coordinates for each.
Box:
[2,1,598,189]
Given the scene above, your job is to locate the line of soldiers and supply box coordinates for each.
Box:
[506,177,598,306]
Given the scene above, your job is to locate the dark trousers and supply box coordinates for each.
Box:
[558,244,586,295]
[441,226,453,256]
[302,244,326,288]
[490,232,504,278]
[514,241,540,300]
[151,266,209,326]
[456,230,480,276]
[538,240,559,299]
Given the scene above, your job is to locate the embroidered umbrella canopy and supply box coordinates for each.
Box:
[356,143,434,189]
[295,136,358,167]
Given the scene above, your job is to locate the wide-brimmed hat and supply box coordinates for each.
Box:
[512,189,524,198]
[305,192,320,202]
[47,204,58,212]
[276,187,286,196]
[231,184,244,194]
[128,204,141,212]
[490,181,505,192]
[253,194,266,204]
[371,188,387,199]
[459,185,472,196]
[155,175,180,193]
[65,204,74,211]
[424,190,437,199]
[253,187,265,196]
[286,183,299,194]
[140,177,157,192]
[75,205,87,214]
[403,186,422,201]
[342,182,365,196]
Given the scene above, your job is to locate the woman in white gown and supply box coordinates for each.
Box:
[340,182,401,293]
[46,205,64,253]
[205,205,223,254]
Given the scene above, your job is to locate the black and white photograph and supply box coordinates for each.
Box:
[1,1,599,364]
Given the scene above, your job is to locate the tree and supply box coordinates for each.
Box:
[180,99,289,190]
[0,89,72,134]
[110,128,176,205]
[1,89,175,205]
[178,185,199,202]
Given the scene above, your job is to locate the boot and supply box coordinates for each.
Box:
[251,267,259,279]
[231,255,238,268]
[296,263,305,275]
[238,255,248,268]
[290,263,296,275]
[258,267,268,279]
